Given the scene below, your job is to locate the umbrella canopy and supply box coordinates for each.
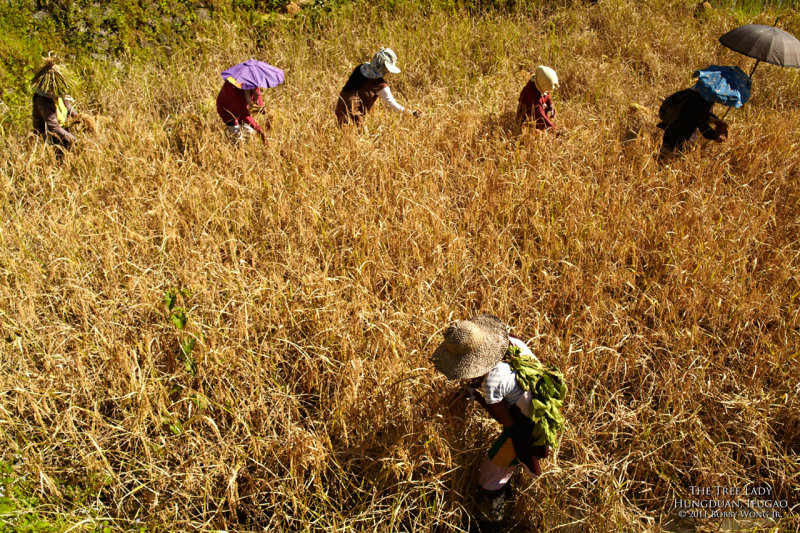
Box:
[692,65,751,108]
[221,60,285,90]
[719,24,800,68]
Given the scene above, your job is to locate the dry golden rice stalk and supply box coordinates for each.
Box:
[79,113,97,133]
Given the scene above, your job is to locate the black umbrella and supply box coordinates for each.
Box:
[719,23,800,78]
[717,22,800,118]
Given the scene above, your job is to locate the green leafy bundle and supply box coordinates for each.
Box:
[507,345,567,448]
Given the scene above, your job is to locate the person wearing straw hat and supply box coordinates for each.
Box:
[31,57,81,149]
[516,65,560,131]
[335,47,421,128]
[432,315,566,529]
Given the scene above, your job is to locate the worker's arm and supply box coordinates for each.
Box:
[240,114,267,143]
[249,88,266,114]
[483,399,515,427]
[545,95,556,118]
[64,98,80,121]
[706,115,728,142]
[460,383,515,427]
[376,86,420,117]
[533,102,556,129]
[376,86,406,113]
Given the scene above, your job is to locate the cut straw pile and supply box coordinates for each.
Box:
[31,56,74,97]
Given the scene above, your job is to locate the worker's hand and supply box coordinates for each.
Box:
[714,121,729,142]
[446,386,472,407]
[72,114,83,124]
[258,130,268,144]
[462,386,479,401]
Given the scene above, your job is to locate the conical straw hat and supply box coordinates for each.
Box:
[432,315,509,380]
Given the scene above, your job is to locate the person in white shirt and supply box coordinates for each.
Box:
[432,314,549,529]
[335,47,421,127]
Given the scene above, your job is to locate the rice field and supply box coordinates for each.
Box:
[0,1,799,531]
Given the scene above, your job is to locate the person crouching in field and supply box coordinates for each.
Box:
[433,315,566,531]
[32,57,81,149]
[216,77,268,144]
[516,65,560,132]
[657,87,728,158]
[335,47,420,128]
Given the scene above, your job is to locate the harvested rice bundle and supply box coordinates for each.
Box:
[32,56,75,98]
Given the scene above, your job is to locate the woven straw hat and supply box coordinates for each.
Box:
[432,315,509,380]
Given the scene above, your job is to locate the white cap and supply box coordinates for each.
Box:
[533,65,559,93]
[372,47,401,75]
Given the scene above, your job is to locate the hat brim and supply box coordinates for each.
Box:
[385,63,401,74]
[432,316,508,380]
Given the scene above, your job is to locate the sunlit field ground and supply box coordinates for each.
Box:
[1,1,799,531]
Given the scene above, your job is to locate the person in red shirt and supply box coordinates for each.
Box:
[216,77,267,144]
[516,65,559,131]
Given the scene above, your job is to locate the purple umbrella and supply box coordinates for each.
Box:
[221,60,285,90]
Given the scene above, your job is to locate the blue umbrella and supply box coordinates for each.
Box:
[221,60,285,90]
[692,65,751,108]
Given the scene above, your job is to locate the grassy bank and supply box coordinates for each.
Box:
[1,0,799,531]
